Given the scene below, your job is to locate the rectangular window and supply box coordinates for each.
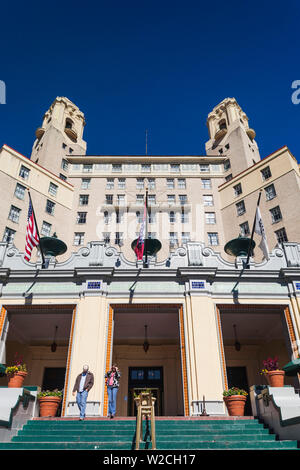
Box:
[233,183,242,196]
[201,179,211,189]
[76,212,87,224]
[104,211,111,224]
[115,232,123,246]
[265,184,276,201]
[61,159,69,172]
[208,232,219,246]
[49,182,58,196]
[103,232,111,243]
[112,164,122,172]
[203,195,214,206]
[3,227,16,243]
[19,165,30,180]
[147,178,155,190]
[106,178,114,189]
[118,178,126,189]
[117,194,125,206]
[81,178,91,189]
[15,183,26,200]
[240,221,250,236]
[200,164,209,173]
[74,232,85,246]
[225,174,233,182]
[136,178,144,189]
[105,194,113,205]
[181,212,189,223]
[8,205,21,223]
[79,194,89,206]
[205,212,216,224]
[136,194,144,205]
[83,164,93,173]
[167,194,175,204]
[148,195,156,205]
[181,232,190,244]
[59,173,67,181]
[179,195,187,205]
[170,164,180,173]
[169,232,178,246]
[141,164,151,173]
[148,212,155,224]
[169,212,176,223]
[45,199,55,215]
[167,178,175,189]
[136,211,143,223]
[275,227,288,243]
[178,178,186,189]
[148,232,156,239]
[261,166,272,181]
[270,205,282,223]
[9,206,21,227]
[41,221,52,237]
[115,210,123,224]
[236,200,246,216]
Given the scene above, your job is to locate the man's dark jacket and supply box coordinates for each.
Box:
[73,371,94,393]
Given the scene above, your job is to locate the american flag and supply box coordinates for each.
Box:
[134,201,146,260]
[24,199,40,261]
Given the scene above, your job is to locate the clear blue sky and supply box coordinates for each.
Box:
[1,0,300,159]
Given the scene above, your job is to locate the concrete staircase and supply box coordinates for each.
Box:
[0,417,299,450]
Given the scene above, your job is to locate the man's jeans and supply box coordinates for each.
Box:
[107,386,118,416]
[76,390,88,419]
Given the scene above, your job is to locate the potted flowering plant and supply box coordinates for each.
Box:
[223,387,248,416]
[5,353,27,388]
[261,357,285,387]
[37,389,63,417]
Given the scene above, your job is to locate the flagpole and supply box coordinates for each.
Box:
[27,189,46,268]
[144,187,148,267]
[245,190,262,268]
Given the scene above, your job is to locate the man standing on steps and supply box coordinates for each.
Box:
[72,365,94,421]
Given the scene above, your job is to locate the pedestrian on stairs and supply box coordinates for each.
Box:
[72,365,94,421]
[105,364,121,419]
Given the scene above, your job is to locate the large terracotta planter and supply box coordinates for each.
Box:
[7,371,27,388]
[224,395,247,416]
[38,396,62,417]
[265,370,285,387]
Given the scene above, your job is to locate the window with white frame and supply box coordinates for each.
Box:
[181,232,190,244]
[236,200,246,216]
[45,199,55,215]
[8,205,21,223]
[170,164,180,173]
[240,221,250,236]
[74,232,85,246]
[117,194,125,206]
[112,164,122,173]
[83,164,93,173]
[76,212,87,224]
[59,173,67,181]
[103,232,111,243]
[203,195,214,206]
[148,232,156,239]
[208,232,219,245]
[148,212,155,224]
[275,227,288,243]
[148,195,156,206]
[261,166,272,181]
[49,182,58,196]
[136,211,143,223]
[3,227,16,243]
[41,221,52,237]
[270,206,282,223]
[136,194,144,205]
[141,164,151,173]
[79,194,89,206]
[169,232,178,246]
[19,165,30,180]
[200,164,209,173]
[201,179,211,189]
[265,184,276,201]
[233,183,242,196]
[205,212,216,224]
[61,159,69,172]
[181,212,189,223]
[178,178,186,189]
[106,178,114,189]
[179,195,187,205]
[224,160,231,171]
[147,178,155,190]
[115,232,123,245]
[136,178,144,189]
[169,211,176,223]
[105,194,113,205]
[118,178,126,189]
[15,183,26,199]
[167,194,175,204]
[104,211,111,224]
[81,178,91,189]
[167,178,175,189]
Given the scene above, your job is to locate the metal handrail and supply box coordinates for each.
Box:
[135,391,156,450]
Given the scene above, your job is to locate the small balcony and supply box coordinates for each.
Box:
[246,128,256,140]
[214,128,227,141]
[64,127,78,142]
[35,127,45,139]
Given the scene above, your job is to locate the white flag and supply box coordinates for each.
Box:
[254,206,269,260]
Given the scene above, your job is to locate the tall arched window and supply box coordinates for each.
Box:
[104,211,109,224]
[169,211,175,223]
[65,118,73,129]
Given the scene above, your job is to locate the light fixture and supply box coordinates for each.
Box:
[143,325,149,353]
[233,324,241,351]
[51,325,58,352]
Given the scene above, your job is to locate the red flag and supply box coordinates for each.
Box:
[134,202,146,260]
[24,199,40,261]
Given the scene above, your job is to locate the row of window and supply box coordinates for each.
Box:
[73,231,220,247]
[236,199,283,224]
[76,211,217,225]
[80,177,213,190]
[15,181,59,200]
[73,163,223,174]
